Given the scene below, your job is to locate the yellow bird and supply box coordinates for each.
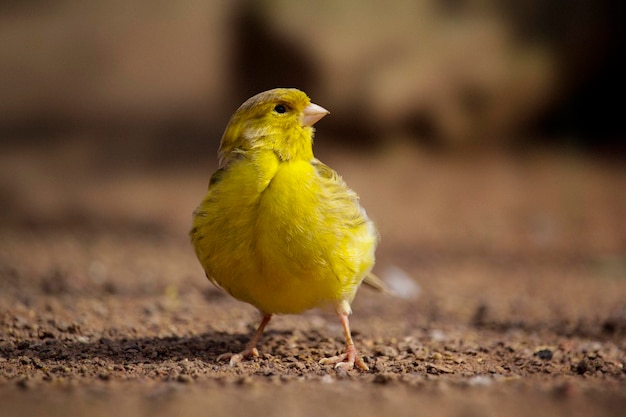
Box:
[190,88,378,370]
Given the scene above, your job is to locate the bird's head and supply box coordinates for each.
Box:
[218,88,329,165]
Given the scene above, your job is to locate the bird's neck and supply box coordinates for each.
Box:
[270,128,315,162]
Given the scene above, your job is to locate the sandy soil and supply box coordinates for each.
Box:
[0,140,625,416]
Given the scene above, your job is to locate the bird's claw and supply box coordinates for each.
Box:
[319,345,369,371]
[217,347,259,366]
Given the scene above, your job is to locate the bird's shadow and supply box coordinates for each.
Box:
[1,328,323,365]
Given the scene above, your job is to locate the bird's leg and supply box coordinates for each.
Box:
[320,302,369,371]
[217,313,272,366]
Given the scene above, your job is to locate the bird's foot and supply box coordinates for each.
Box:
[320,344,369,371]
[217,347,259,366]
[216,313,273,366]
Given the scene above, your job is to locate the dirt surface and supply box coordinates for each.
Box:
[1,140,625,416]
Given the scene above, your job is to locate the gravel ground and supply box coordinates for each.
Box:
[1,141,625,416]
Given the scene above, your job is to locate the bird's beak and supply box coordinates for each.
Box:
[301,102,330,127]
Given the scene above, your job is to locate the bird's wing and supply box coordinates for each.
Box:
[310,158,369,230]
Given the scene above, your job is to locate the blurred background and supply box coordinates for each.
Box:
[0,0,624,307]
[1,0,624,151]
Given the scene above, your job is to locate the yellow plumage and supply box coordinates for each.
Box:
[190,88,378,370]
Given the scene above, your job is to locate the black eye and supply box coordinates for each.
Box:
[274,104,287,114]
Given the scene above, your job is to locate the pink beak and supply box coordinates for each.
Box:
[301,102,330,127]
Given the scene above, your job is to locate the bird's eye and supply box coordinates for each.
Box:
[274,104,287,114]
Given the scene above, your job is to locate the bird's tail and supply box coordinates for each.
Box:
[362,272,393,295]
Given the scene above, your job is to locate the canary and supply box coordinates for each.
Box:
[190,88,378,371]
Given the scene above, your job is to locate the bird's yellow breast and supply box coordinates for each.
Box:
[191,150,376,314]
